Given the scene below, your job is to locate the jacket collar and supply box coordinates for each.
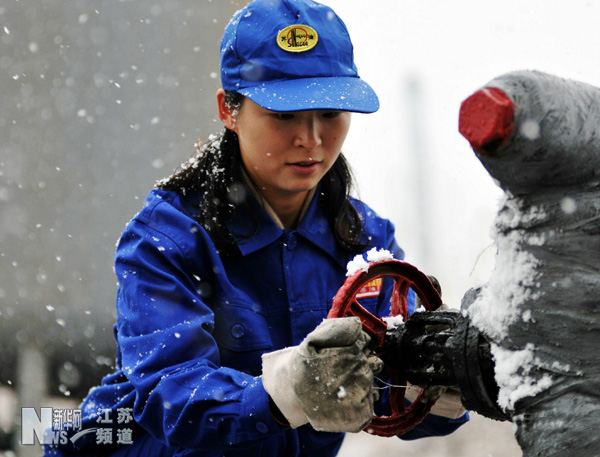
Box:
[225,184,348,269]
[296,190,348,269]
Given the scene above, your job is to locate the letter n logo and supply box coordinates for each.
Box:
[21,407,52,445]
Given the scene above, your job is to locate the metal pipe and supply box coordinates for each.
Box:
[459,70,600,457]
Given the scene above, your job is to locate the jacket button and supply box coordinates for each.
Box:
[231,324,245,338]
[286,233,297,251]
[256,422,268,433]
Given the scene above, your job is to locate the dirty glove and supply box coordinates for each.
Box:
[411,274,466,418]
[262,317,380,432]
[415,275,448,311]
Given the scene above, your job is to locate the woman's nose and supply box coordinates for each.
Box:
[294,116,322,150]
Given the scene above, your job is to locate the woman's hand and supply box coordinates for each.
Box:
[262,317,381,432]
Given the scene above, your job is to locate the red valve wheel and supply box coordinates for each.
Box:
[327,259,443,437]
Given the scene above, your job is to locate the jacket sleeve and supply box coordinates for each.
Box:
[114,206,283,450]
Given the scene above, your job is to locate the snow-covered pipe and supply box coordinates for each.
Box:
[459,70,600,457]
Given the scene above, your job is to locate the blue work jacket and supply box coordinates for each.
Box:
[48,186,466,456]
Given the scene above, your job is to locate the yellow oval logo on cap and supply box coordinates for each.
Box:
[276,25,318,53]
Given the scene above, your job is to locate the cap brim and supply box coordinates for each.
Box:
[238,76,379,113]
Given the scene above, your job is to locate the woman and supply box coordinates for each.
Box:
[45,1,467,456]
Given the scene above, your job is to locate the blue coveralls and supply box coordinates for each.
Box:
[45,186,467,457]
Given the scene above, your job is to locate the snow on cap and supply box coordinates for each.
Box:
[219,0,379,113]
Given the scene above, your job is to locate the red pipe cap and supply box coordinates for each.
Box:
[458,87,515,155]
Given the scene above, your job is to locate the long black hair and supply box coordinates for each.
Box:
[157,91,367,255]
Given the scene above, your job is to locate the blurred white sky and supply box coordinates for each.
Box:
[319,0,600,307]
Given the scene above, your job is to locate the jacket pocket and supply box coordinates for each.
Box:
[212,301,274,352]
[212,302,274,376]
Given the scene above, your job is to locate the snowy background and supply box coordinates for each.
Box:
[2,0,600,455]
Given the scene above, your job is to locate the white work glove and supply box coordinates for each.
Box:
[262,317,381,433]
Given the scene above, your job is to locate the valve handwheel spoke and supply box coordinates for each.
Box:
[327,259,443,437]
[391,279,409,317]
[348,299,388,343]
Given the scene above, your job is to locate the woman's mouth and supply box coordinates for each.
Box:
[288,160,321,175]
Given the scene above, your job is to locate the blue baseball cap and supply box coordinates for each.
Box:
[220,0,379,113]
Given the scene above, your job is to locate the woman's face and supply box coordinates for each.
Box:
[224,95,352,207]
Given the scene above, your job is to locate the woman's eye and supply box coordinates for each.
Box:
[322,111,341,119]
[272,113,295,120]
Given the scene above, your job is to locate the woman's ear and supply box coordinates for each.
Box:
[216,88,237,131]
